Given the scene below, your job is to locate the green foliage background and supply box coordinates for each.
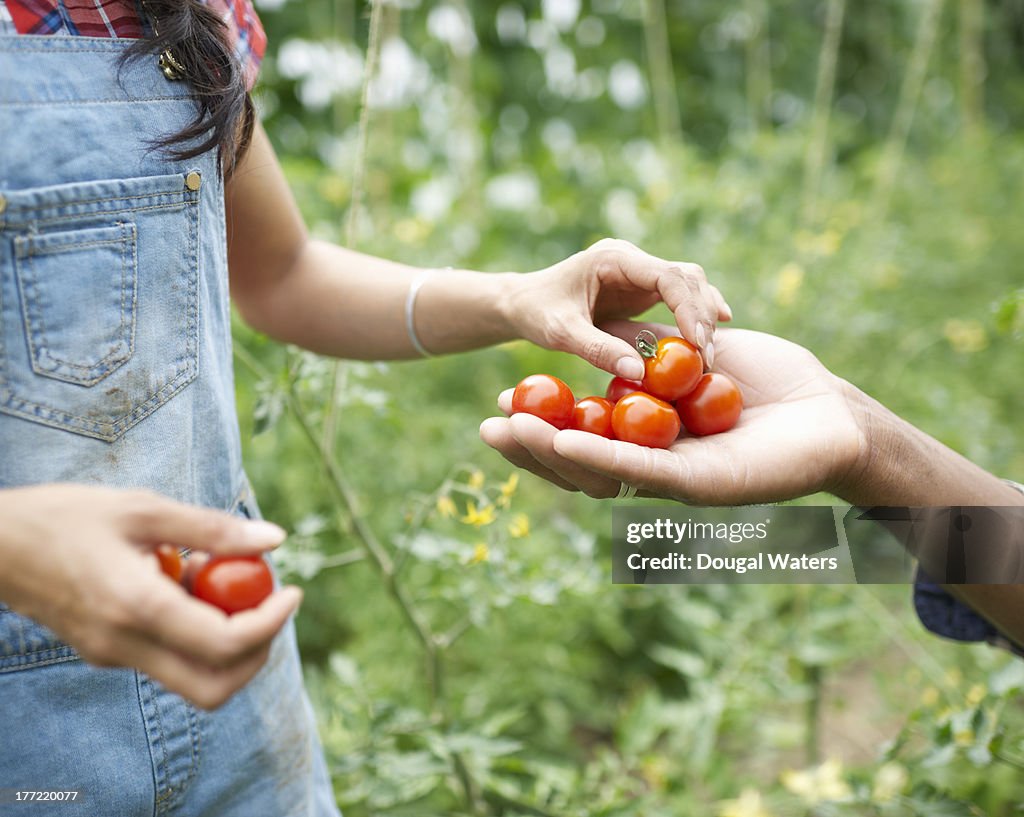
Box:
[236,1,1024,813]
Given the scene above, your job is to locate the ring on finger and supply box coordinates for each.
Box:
[615,482,638,500]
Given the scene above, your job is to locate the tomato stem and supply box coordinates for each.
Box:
[635,330,658,358]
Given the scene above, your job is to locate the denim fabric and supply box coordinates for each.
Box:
[0,36,340,816]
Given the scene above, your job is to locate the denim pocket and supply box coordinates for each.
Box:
[0,171,201,441]
[14,221,136,386]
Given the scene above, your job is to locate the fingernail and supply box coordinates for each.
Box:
[616,356,645,380]
[723,302,734,320]
[242,520,287,546]
[695,322,707,349]
[704,342,715,370]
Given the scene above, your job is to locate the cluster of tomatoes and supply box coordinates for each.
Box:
[511,334,742,449]
[156,546,274,615]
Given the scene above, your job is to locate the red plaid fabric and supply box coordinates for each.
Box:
[0,0,266,89]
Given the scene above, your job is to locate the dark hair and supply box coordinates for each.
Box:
[122,0,255,174]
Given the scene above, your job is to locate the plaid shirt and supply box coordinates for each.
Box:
[0,0,266,89]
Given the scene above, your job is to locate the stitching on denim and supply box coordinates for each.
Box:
[14,223,134,381]
[4,201,191,232]
[0,97,194,108]
[0,649,79,673]
[5,186,188,210]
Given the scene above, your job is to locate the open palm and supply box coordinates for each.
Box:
[480,325,866,505]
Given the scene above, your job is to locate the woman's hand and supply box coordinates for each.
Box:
[480,324,868,505]
[0,484,303,709]
[502,239,732,380]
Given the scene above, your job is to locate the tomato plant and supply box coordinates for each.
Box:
[192,556,274,615]
[676,372,743,436]
[605,376,643,404]
[639,335,703,402]
[512,374,576,429]
[155,544,182,583]
[611,392,681,448]
[571,396,615,438]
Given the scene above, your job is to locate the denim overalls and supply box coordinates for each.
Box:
[0,36,340,816]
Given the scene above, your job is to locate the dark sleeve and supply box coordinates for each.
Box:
[913,479,1024,657]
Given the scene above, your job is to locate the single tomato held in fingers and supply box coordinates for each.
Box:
[611,392,681,449]
[605,376,644,404]
[676,372,743,436]
[192,556,274,615]
[512,374,576,429]
[571,396,615,438]
[640,336,703,402]
[155,544,182,583]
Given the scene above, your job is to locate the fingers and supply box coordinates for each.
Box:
[123,492,287,555]
[136,580,303,669]
[551,317,646,380]
[507,414,621,498]
[114,630,273,710]
[551,429,694,500]
[498,388,514,416]
[479,417,579,492]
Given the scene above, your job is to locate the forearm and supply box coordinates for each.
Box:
[237,239,520,359]
[841,384,1024,646]
[839,384,1024,506]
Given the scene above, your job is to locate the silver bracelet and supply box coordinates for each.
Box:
[405,268,449,358]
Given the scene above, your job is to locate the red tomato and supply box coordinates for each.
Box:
[605,376,644,404]
[641,336,703,402]
[155,545,182,583]
[192,556,274,615]
[676,372,743,436]
[512,374,576,429]
[571,396,615,438]
[611,392,681,448]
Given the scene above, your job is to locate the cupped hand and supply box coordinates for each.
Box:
[504,239,731,380]
[0,484,303,709]
[480,324,868,505]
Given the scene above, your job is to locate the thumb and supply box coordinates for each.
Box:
[125,494,287,555]
[558,320,645,380]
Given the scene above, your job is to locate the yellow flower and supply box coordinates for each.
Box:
[943,319,987,354]
[436,495,457,519]
[461,502,496,527]
[468,469,486,490]
[954,728,974,746]
[717,788,774,817]
[508,513,530,539]
[469,543,489,564]
[500,473,519,499]
[871,763,908,803]
[966,683,986,705]
[780,759,852,804]
[920,686,940,707]
[775,262,804,306]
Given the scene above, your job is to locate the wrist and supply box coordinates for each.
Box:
[828,378,894,506]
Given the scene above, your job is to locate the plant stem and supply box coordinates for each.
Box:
[642,0,682,144]
[872,0,945,222]
[800,0,846,227]
[322,0,387,450]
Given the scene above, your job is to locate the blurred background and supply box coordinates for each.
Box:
[234,0,1024,813]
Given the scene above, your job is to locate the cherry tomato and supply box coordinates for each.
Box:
[641,336,703,402]
[512,374,575,429]
[676,372,743,436]
[611,392,681,449]
[155,544,182,583]
[605,376,644,404]
[192,556,274,615]
[571,396,615,438]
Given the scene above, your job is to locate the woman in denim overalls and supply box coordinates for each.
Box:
[0,14,727,816]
